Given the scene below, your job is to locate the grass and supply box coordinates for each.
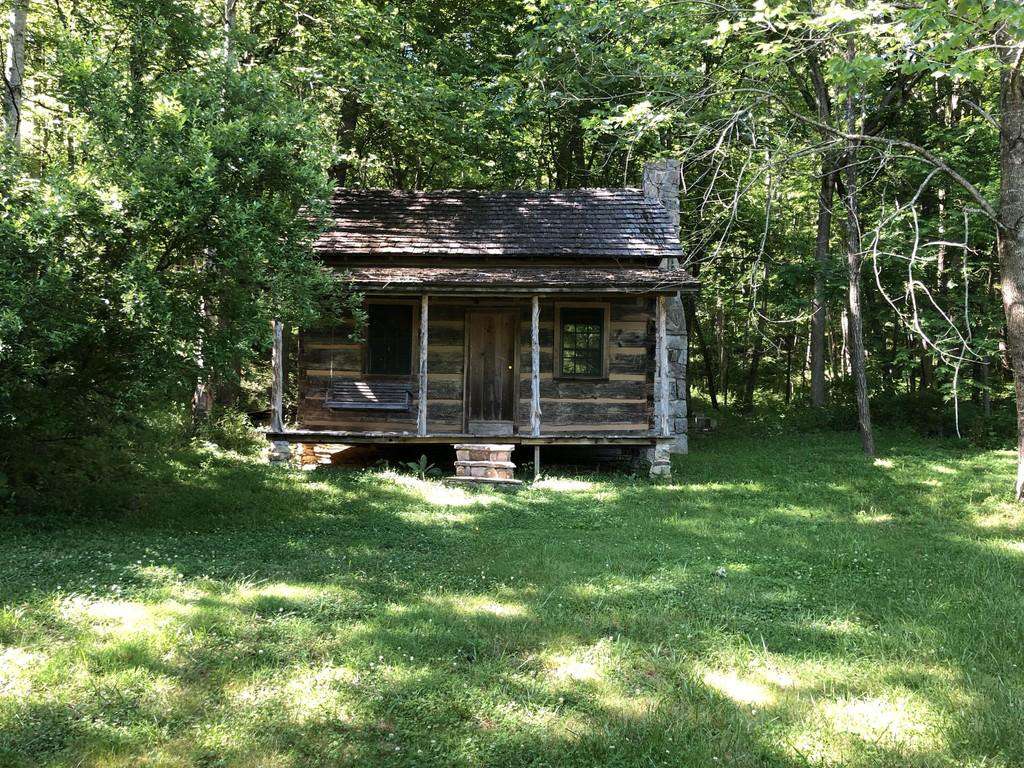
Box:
[1,428,1023,767]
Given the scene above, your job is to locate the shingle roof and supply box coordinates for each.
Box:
[315,189,684,261]
[342,265,698,294]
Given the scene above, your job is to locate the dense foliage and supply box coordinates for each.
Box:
[0,0,356,491]
[3,0,1024,495]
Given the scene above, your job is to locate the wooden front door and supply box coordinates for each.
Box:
[465,310,518,435]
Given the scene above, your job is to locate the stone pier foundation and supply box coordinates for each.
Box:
[450,444,521,485]
[268,440,292,466]
[646,441,673,478]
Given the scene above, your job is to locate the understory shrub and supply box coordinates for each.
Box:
[710,387,1015,448]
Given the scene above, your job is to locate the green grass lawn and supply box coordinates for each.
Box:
[2,429,1023,767]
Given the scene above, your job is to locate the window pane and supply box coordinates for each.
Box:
[559,307,604,377]
[367,304,413,375]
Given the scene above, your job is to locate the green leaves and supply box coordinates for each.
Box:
[0,1,348,461]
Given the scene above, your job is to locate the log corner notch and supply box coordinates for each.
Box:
[269,318,290,466]
[530,295,541,437]
[417,294,429,437]
[649,296,673,479]
[655,295,670,439]
[643,159,688,455]
[271,318,284,434]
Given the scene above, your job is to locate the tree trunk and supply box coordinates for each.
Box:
[222,0,237,63]
[982,357,992,418]
[805,48,834,407]
[553,111,585,188]
[190,295,213,429]
[741,329,763,413]
[330,94,361,185]
[842,37,875,458]
[840,307,851,376]
[785,331,795,404]
[810,157,835,406]
[3,0,28,146]
[997,42,1024,499]
[740,281,767,413]
[191,0,239,425]
[716,296,729,407]
[827,312,841,382]
[801,322,811,387]
[685,298,719,410]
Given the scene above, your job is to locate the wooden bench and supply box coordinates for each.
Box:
[325,380,411,411]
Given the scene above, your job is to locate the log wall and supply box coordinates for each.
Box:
[296,296,656,434]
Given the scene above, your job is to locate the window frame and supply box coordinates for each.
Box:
[362,299,418,378]
[553,301,610,381]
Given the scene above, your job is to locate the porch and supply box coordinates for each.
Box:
[268,271,692,477]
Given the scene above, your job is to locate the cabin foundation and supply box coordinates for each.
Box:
[268,440,292,466]
[451,443,521,484]
[646,441,673,478]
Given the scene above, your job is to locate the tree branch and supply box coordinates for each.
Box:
[776,98,1001,228]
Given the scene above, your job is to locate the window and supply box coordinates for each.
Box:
[556,305,608,379]
[366,303,413,375]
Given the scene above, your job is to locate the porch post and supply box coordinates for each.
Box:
[418,294,429,436]
[271,319,284,434]
[656,295,670,437]
[530,295,541,437]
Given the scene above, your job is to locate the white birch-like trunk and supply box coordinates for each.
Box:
[3,0,28,146]
[843,33,875,458]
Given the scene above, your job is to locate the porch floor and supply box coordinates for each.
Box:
[267,429,662,446]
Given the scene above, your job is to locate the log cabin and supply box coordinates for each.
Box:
[266,160,698,479]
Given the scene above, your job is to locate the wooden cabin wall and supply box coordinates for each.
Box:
[297,304,466,432]
[297,295,655,434]
[516,296,654,434]
[423,303,467,430]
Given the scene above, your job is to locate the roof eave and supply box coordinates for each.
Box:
[314,250,682,261]
[348,282,700,296]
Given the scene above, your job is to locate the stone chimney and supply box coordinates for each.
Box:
[643,159,688,456]
[642,159,681,266]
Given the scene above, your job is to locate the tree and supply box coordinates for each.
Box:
[2,0,27,146]
[0,0,358,487]
[996,15,1024,496]
[840,31,875,456]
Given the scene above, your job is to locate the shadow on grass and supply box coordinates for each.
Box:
[1,430,1022,766]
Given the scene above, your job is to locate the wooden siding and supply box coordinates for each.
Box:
[515,296,654,433]
[296,296,655,434]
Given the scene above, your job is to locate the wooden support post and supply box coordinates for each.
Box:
[656,295,670,437]
[271,319,284,433]
[533,444,540,482]
[418,294,429,437]
[530,295,541,437]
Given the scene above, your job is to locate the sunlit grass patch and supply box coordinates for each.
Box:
[0,647,45,699]
[702,668,777,706]
[988,538,1024,557]
[356,470,505,516]
[531,477,597,492]
[786,691,953,764]
[450,596,530,619]
[548,653,603,683]
[228,664,357,724]
[856,510,894,524]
